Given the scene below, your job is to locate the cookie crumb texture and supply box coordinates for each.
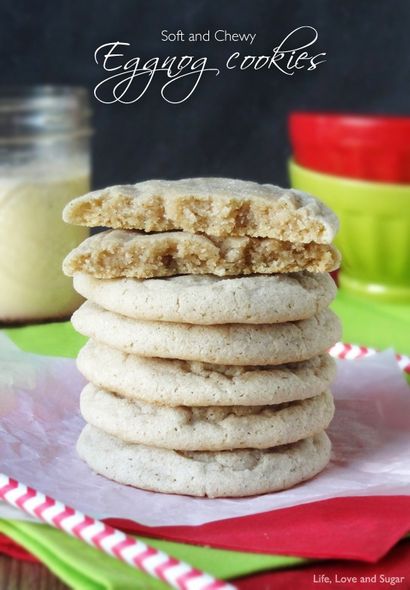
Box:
[63,229,340,279]
[63,178,338,244]
[77,426,332,497]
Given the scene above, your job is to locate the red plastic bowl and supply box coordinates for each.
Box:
[289,112,410,183]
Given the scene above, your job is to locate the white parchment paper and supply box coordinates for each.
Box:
[0,334,409,527]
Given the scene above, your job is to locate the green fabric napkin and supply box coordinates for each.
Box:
[6,319,86,358]
[1,287,408,588]
[332,289,410,355]
[0,520,305,589]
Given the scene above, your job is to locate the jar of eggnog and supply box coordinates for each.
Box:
[0,86,91,323]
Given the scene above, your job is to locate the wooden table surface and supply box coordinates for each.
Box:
[0,555,68,589]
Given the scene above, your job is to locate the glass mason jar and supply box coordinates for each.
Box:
[0,86,92,323]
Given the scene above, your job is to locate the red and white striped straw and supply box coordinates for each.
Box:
[329,342,410,374]
[0,474,236,590]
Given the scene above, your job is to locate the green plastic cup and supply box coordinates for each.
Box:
[289,159,410,303]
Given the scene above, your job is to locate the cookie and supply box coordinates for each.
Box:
[73,271,336,325]
[80,384,334,451]
[77,426,331,497]
[77,340,336,406]
[63,230,340,279]
[63,177,338,244]
[71,302,341,365]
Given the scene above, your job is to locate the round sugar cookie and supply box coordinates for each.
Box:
[80,385,334,451]
[71,301,341,365]
[77,426,332,498]
[77,340,336,406]
[73,271,336,325]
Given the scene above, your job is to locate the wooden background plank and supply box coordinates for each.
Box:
[0,556,68,590]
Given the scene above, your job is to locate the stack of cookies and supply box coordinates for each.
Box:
[62,178,341,498]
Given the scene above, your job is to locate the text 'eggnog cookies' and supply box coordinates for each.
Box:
[63,176,341,497]
[63,177,339,243]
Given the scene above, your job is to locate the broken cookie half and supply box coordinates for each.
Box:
[63,177,339,244]
[63,229,341,279]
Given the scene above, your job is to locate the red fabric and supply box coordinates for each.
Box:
[1,496,409,568]
[235,539,410,590]
[107,496,410,563]
[0,534,38,563]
